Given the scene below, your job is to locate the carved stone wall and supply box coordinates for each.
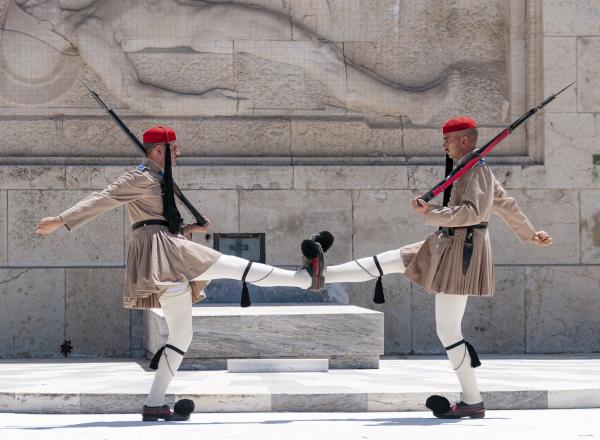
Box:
[0,0,598,358]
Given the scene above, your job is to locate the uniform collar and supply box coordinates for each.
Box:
[142,158,164,176]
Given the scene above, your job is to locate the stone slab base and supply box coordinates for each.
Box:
[144,304,384,370]
[227,358,329,373]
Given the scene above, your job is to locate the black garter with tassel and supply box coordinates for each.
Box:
[372,255,385,304]
[240,261,252,308]
[149,344,186,370]
[444,339,481,368]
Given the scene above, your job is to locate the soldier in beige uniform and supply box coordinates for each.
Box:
[303,116,553,418]
[36,125,324,421]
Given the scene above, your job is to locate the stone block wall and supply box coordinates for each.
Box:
[0,0,598,358]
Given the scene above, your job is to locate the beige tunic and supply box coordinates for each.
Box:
[59,158,221,309]
[402,159,536,296]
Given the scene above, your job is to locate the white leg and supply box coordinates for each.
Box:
[325,249,405,284]
[435,294,482,404]
[192,254,311,289]
[145,287,193,407]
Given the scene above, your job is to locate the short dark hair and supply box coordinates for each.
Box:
[143,142,162,156]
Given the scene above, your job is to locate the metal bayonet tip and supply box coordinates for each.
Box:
[555,81,575,96]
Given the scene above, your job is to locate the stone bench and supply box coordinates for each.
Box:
[143,304,384,370]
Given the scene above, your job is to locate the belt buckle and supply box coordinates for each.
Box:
[440,227,453,236]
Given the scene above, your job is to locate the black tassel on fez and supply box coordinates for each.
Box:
[240,261,252,308]
[372,255,385,304]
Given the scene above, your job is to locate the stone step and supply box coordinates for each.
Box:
[144,304,384,369]
[227,358,329,373]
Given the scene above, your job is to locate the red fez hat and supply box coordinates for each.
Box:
[442,116,478,134]
[142,125,177,144]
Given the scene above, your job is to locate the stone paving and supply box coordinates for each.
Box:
[1,356,599,414]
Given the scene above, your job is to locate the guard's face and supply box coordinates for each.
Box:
[443,133,465,160]
[170,142,180,166]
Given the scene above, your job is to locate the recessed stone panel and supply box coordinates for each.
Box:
[65,268,129,356]
[525,266,600,353]
[239,190,352,265]
[294,166,407,190]
[0,119,64,157]
[179,166,293,190]
[490,189,579,265]
[66,166,134,190]
[8,191,124,266]
[0,191,6,266]
[581,190,600,264]
[0,269,65,358]
[411,267,526,354]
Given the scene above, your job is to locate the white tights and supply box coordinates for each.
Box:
[145,254,311,406]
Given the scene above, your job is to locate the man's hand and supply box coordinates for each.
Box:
[182,219,212,236]
[35,216,65,235]
[532,230,552,246]
[411,197,429,215]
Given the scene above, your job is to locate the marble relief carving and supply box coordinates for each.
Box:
[0,0,509,125]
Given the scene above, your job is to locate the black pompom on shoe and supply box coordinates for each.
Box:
[425,395,451,414]
[301,239,322,259]
[173,399,195,420]
[311,231,334,253]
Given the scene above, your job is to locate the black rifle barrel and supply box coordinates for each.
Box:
[82,82,209,226]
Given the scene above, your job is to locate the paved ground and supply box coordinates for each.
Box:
[1,356,599,413]
[1,409,599,440]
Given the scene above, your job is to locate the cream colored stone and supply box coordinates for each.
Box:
[294,166,407,190]
[353,190,431,258]
[543,0,600,36]
[239,190,352,265]
[578,38,600,112]
[411,267,526,354]
[0,166,65,190]
[543,37,577,112]
[0,191,6,266]
[291,120,402,156]
[580,190,600,264]
[346,274,412,355]
[0,269,65,357]
[178,166,293,190]
[490,189,579,264]
[526,266,600,353]
[8,191,125,266]
[65,269,130,357]
[407,166,445,191]
[0,119,64,156]
[65,166,134,190]
[524,113,599,189]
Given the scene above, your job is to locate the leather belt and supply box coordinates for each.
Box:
[440,222,488,275]
[131,220,169,230]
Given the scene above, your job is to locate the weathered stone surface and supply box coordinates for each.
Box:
[0,119,64,156]
[407,166,445,190]
[543,0,600,36]
[235,40,346,113]
[290,0,393,42]
[578,37,600,112]
[411,267,526,354]
[525,266,600,353]
[65,166,133,190]
[543,37,577,112]
[0,166,65,190]
[291,120,402,156]
[179,166,293,190]
[489,189,579,265]
[239,190,352,265]
[524,113,599,189]
[352,190,432,258]
[580,190,600,264]
[294,166,407,190]
[0,269,65,358]
[0,191,6,266]
[272,393,368,412]
[346,274,412,355]
[175,118,291,157]
[8,191,124,266]
[65,269,130,357]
